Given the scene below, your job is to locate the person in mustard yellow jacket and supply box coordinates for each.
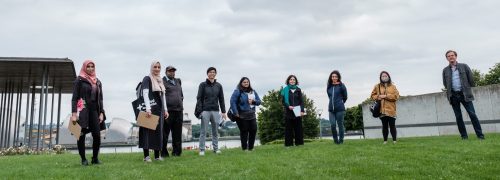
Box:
[371,71,400,144]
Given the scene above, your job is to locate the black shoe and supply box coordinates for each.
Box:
[461,136,469,140]
[82,160,89,166]
[91,158,101,165]
[478,136,485,140]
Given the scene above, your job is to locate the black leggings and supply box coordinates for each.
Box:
[236,119,257,150]
[380,116,397,141]
[143,149,160,159]
[77,132,101,161]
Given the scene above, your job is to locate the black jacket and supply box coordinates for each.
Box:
[71,77,106,130]
[282,88,305,119]
[196,79,226,116]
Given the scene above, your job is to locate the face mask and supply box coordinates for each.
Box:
[381,77,389,83]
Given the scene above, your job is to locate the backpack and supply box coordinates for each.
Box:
[135,82,143,99]
[194,82,206,119]
[227,90,242,122]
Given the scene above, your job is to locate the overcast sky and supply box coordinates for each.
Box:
[1,0,498,124]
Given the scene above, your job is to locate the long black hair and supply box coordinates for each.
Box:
[379,71,392,85]
[327,70,342,87]
[238,77,253,92]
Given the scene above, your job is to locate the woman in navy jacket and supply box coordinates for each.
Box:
[230,77,261,151]
[326,70,348,144]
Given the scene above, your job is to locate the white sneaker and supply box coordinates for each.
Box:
[199,151,205,156]
[215,150,222,154]
[383,141,388,145]
[144,156,152,163]
[393,141,397,144]
[155,157,164,161]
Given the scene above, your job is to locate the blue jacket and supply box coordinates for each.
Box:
[230,89,262,116]
[327,83,347,112]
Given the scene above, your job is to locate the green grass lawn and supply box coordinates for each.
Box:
[1,134,499,180]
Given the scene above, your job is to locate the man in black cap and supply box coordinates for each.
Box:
[161,65,184,157]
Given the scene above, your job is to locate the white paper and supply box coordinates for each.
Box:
[293,106,302,117]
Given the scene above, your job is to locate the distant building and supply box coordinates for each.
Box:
[57,113,194,146]
[182,113,193,141]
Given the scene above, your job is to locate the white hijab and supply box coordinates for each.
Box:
[149,61,166,92]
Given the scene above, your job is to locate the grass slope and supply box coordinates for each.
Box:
[1,134,499,179]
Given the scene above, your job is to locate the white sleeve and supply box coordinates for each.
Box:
[143,89,151,111]
[162,93,168,112]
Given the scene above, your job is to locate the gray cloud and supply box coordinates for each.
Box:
[1,0,498,123]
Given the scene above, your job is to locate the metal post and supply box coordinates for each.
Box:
[2,80,10,148]
[23,67,32,146]
[317,109,323,140]
[16,81,23,146]
[0,82,7,148]
[13,83,18,147]
[36,65,47,150]
[319,120,322,140]
[49,76,55,148]
[55,86,62,145]
[7,80,15,147]
[1,80,10,148]
[0,82,5,148]
[14,82,22,147]
[42,66,50,149]
[28,82,36,148]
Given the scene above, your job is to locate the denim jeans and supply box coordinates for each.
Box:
[450,91,484,138]
[329,111,345,144]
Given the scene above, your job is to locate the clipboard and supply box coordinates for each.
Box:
[137,111,160,130]
[68,121,82,140]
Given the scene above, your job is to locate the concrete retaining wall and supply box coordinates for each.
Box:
[361,84,500,139]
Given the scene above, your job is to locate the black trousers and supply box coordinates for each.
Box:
[162,111,183,157]
[77,102,101,161]
[450,91,484,138]
[77,132,101,161]
[380,116,397,141]
[285,116,304,146]
[144,149,160,159]
[236,119,257,150]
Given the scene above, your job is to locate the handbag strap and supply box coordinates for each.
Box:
[378,84,381,96]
